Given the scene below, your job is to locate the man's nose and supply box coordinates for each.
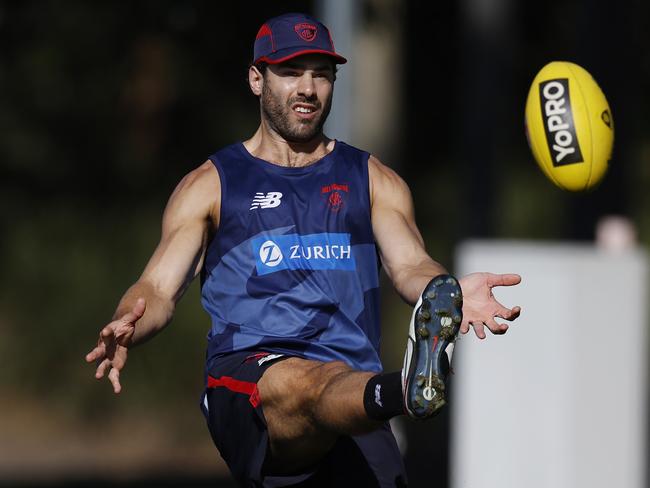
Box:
[297,73,316,98]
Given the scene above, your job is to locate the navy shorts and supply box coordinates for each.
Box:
[200,351,408,487]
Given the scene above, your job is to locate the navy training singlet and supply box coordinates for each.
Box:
[201,141,382,373]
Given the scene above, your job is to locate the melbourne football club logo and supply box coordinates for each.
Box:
[250,192,283,210]
[328,192,344,211]
[321,183,349,212]
[259,240,283,267]
[294,23,317,42]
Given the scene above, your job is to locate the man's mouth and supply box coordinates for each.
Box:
[292,103,318,117]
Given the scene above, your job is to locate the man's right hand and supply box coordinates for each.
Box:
[85,298,146,394]
[83,161,218,394]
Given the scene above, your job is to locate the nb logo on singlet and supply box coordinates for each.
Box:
[250,192,283,210]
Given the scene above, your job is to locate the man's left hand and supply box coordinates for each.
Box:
[458,272,521,339]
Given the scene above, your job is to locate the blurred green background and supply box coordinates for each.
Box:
[0,0,648,486]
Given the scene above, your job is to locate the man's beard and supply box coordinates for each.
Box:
[261,82,332,143]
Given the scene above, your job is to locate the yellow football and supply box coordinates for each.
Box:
[525,61,614,191]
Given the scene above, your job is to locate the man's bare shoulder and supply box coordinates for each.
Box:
[175,160,219,192]
[367,154,410,207]
[165,160,221,227]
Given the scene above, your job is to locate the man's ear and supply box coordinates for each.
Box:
[249,65,263,96]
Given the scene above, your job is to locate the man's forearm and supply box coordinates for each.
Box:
[112,280,175,347]
[393,260,448,306]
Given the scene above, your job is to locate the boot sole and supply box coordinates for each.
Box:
[403,275,463,419]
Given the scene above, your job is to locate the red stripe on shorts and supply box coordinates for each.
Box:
[207,375,261,407]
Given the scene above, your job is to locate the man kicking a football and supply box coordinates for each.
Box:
[86,13,521,487]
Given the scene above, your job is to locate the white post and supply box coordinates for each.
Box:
[452,240,648,488]
[316,0,360,142]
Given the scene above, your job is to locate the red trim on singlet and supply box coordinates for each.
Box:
[207,375,261,407]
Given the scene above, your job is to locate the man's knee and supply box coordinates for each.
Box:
[304,360,353,410]
[259,358,351,417]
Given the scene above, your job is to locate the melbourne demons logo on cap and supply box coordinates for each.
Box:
[294,23,318,42]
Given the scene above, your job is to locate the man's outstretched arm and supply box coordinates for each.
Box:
[368,155,521,337]
[85,161,220,393]
[368,155,448,305]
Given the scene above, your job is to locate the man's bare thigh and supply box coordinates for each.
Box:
[257,357,356,472]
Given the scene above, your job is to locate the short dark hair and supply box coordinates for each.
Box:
[247,60,338,82]
[253,62,269,75]
[245,62,267,86]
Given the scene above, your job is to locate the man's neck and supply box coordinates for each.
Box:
[243,126,335,168]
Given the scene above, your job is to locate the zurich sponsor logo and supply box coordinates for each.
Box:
[259,240,283,267]
[252,233,356,275]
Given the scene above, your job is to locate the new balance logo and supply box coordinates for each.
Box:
[374,384,383,407]
[250,192,283,210]
[258,353,285,366]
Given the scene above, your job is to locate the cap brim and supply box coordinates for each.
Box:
[255,48,347,65]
